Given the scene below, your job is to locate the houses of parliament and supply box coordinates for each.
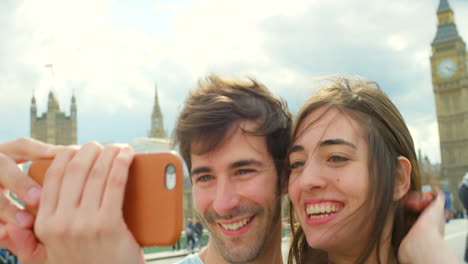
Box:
[30,85,166,145]
[29,0,468,211]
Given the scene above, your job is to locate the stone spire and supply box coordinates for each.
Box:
[70,89,77,144]
[432,0,463,46]
[71,89,77,114]
[47,91,60,112]
[31,90,37,114]
[437,0,451,13]
[30,90,37,134]
[149,84,167,138]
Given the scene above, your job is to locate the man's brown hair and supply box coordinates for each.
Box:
[173,74,292,185]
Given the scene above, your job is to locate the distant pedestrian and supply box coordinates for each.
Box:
[172,236,181,251]
[194,218,203,250]
[185,218,195,251]
[458,172,468,263]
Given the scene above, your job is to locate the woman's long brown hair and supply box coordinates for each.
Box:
[287,76,421,264]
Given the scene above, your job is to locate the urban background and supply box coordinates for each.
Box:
[1,0,467,263]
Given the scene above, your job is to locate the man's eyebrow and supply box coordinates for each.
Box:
[319,138,356,149]
[288,145,304,155]
[191,167,211,176]
[229,159,263,169]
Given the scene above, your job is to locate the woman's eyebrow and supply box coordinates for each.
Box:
[288,145,304,155]
[319,138,356,149]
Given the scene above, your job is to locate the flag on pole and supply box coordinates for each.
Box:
[45,63,54,76]
[45,64,55,92]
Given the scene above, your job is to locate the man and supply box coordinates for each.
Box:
[194,218,203,250]
[0,75,292,264]
[185,218,195,251]
[172,75,292,263]
[459,172,468,263]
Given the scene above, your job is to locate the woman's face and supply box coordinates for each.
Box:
[288,106,371,254]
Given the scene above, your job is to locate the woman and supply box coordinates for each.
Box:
[287,76,449,264]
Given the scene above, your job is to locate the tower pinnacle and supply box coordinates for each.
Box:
[149,83,167,138]
[432,0,463,45]
[437,0,451,13]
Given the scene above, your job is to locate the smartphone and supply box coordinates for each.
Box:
[27,152,184,247]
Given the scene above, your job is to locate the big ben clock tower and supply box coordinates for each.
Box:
[430,0,468,210]
[149,84,167,138]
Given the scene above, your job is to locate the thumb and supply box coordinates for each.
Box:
[0,138,57,163]
[6,223,46,264]
[421,192,445,236]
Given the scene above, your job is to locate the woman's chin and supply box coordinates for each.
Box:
[304,232,339,252]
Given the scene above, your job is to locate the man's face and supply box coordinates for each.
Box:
[190,121,281,263]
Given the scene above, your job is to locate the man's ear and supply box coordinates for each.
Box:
[394,156,412,201]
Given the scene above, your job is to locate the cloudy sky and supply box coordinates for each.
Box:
[2,0,467,164]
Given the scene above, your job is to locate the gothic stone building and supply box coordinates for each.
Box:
[149,86,167,139]
[30,91,77,145]
[430,0,468,210]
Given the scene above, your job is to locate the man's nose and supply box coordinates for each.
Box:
[212,177,240,216]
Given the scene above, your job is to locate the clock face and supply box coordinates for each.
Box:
[437,58,457,79]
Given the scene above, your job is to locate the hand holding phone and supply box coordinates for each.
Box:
[27,152,183,247]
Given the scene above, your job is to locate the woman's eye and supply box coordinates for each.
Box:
[328,155,349,163]
[289,161,304,170]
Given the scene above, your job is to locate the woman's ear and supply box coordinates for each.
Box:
[394,156,412,201]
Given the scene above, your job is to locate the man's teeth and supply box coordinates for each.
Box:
[306,202,343,218]
[220,218,250,230]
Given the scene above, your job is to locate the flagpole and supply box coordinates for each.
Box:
[45,64,54,93]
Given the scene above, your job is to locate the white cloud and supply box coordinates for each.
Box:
[2,0,468,164]
[387,34,408,52]
[409,120,441,164]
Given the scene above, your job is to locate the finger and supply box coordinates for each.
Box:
[0,189,34,228]
[101,147,134,217]
[403,192,433,212]
[0,222,6,241]
[5,223,46,264]
[3,205,33,229]
[425,191,445,217]
[434,192,446,236]
[80,145,120,210]
[419,191,445,236]
[37,148,77,218]
[0,152,42,208]
[57,142,102,211]
[0,137,59,164]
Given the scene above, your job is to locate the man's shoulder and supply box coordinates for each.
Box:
[174,253,204,264]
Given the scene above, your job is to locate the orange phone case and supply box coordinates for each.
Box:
[27,152,183,247]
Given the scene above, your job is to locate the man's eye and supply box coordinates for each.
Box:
[289,161,304,170]
[196,175,213,183]
[236,169,255,175]
[328,155,349,163]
